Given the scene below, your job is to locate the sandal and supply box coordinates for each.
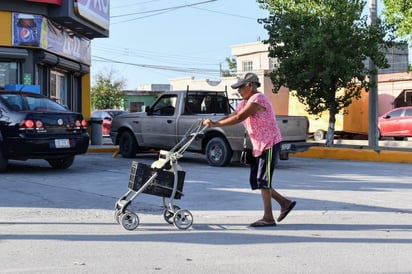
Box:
[249,220,277,227]
[277,201,296,222]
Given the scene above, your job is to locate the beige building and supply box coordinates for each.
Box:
[170,41,291,115]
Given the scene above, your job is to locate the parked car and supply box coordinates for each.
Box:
[0,89,89,172]
[91,109,128,136]
[378,106,412,140]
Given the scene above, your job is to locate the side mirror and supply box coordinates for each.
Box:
[145,106,153,115]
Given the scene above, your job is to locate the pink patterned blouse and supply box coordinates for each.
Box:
[237,92,283,157]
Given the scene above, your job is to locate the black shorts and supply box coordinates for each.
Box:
[249,143,280,190]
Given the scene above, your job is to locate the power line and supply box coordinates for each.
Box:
[190,6,259,21]
[111,0,217,24]
[92,43,224,66]
[92,55,221,75]
[111,0,216,18]
[111,0,164,10]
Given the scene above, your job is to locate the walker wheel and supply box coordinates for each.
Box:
[163,205,181,224]
[173,209,193,230]
[121,211,140,231]
[114,210,122,224]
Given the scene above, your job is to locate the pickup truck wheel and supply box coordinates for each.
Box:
[119,131,138,158]
[0,146,8,173]
[205,137,233,167]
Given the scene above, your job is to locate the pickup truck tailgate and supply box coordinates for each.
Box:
[277,115,309,142]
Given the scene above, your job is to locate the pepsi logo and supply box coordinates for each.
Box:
[20,28,31,39]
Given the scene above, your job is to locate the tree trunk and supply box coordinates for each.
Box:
[325,106,337,147]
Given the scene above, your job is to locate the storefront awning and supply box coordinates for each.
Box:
[0,47,29,60]
[35,51,90,74]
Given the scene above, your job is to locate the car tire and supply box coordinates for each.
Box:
[205,137,233,167]
[119,131,138,158]
[47,156,75,169]
[0,145,8,173]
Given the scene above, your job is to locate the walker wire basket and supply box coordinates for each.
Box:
[128,161,186,199]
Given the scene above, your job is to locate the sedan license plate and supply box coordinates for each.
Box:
[54,139,70,148]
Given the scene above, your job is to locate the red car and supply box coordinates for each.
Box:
[91,109,128,136]
[378,106,412,140]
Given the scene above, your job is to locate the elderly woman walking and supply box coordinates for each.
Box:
[202,72,296,227]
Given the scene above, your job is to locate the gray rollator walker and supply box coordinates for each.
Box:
[114,121,207,231]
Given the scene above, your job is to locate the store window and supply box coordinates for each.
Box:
[0,61,18,88]
[50,70,67,105]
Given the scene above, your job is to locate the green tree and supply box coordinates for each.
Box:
[91,71,125,110]
[221,57,237,77]
[383,0,412,41]
[383,0,412,71]
[257,0,398,146]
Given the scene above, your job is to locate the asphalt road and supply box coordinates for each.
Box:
[0,152,411,273]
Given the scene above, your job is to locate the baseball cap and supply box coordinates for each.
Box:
[231,72,261,89]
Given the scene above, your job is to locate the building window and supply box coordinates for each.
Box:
[406,90,412,105]
[0,61,18,88]
[242,60,253,72]
[130,101,145,112]
[269,58,279,70]
[50,70,67,105]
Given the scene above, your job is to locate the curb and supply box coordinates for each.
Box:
[292,146,412,163]
[87,146,119,153]
[87,145,412,164]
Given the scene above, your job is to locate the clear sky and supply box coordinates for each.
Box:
[91,0,392,90]
[91,0,269,89]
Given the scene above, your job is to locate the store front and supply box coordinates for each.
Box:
[0,0,109,116]
[33,50,90,112]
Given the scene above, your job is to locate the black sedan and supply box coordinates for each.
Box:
[0,90,89,172]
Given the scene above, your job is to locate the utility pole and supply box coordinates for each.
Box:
[368,0,379,149]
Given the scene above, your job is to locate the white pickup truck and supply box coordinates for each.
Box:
[110,90,311,166]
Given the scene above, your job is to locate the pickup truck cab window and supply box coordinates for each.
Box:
[184,94,229,115]
[152,95,177,116]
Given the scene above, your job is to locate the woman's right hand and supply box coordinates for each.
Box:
[202,118,214,127]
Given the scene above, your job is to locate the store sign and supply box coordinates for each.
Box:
[25,0,62,5]
[74,0,110,30]
[23,73,32,84]
[12,13,91,65]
